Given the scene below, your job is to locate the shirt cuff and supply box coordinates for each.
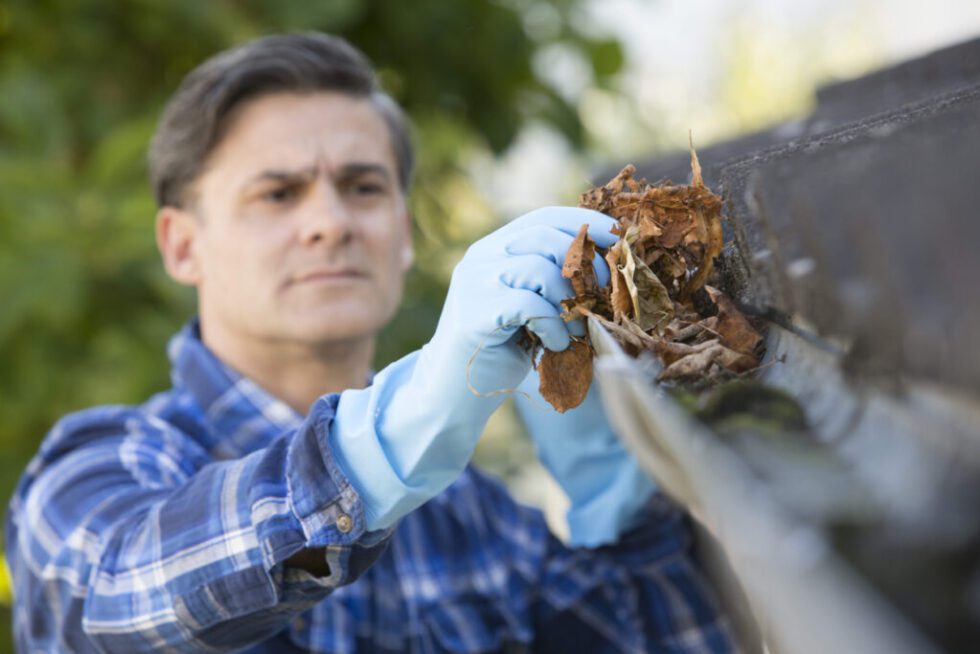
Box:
[285,394,394,551]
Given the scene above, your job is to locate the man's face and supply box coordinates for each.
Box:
[174,91,413,348]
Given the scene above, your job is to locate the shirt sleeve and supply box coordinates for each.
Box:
[453,468,738,654]
[532,494,739,654]
[4,396,391,653]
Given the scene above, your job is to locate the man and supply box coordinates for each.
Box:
[5,33,735,652]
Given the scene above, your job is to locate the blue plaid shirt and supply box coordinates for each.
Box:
[5,320,736,653]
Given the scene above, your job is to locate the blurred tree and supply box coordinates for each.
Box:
[0,0,622,648]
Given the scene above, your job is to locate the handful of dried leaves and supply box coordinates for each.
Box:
[532,141,764,412]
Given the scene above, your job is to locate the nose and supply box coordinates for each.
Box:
[298,180,355,248]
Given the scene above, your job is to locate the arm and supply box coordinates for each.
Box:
[327,207,621,531]
[513,364,737,650]
[5,399,389,653]
[514,369,658,547]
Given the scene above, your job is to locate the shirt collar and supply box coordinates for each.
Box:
[167,317,304,459]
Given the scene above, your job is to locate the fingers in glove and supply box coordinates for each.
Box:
[506,207,619,250]
[497,256,592,341]
[503,225,612,288]
[494,287,571,352]
[566,317,587,338]
[498,254,575,308]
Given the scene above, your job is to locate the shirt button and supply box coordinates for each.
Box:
[336,513,353,533]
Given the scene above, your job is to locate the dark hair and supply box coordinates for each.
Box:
[148,32,413,208]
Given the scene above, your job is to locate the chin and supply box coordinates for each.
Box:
[286,301,397,344]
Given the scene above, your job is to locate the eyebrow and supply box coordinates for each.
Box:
[241,162,392,191]
[241,166,317,191]
[334,163,392,184]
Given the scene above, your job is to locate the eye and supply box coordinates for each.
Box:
[353,181,384,196]
[262,185,299,203]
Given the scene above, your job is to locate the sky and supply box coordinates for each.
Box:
[472,0,980,218]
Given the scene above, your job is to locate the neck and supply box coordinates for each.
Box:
[200,323,375,415]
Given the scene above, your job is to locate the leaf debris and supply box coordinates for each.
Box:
[534,138,765,410]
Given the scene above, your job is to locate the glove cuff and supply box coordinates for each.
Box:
[329,351,426,530]
[329,346,509,531]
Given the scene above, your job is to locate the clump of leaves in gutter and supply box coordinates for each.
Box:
[532,140,765,412]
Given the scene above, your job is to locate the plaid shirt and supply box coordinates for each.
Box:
[5,320,736,653]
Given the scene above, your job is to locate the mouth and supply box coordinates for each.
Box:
[290,268,369,286]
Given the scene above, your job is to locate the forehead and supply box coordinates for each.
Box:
[207,91,397,180]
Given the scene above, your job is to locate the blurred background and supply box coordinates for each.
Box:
[1,0,978,649]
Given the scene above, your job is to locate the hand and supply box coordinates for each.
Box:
[329,207,619,530]
[516,367,658,547]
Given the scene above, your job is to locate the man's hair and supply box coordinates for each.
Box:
[148,32,413,209]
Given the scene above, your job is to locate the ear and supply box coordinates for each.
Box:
[156,206,202,286]
[399,207,415,272]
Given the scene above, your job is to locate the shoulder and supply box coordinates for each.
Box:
[47,398,203,454]
[8,400,214,555]
[18,399,211,501]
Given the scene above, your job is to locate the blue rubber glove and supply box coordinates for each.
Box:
[516,368,658,548]
[329,207,619,531]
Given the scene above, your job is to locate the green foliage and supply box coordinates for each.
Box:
[0,1,622,643]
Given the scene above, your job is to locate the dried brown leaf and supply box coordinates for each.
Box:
[689,131,703,188]
[658,215,694,249]
[657,342,755,382]
[680,197,724,299]
[619,229,673,334]
[656,338,718,367]
[562,223,598,298]
[638,216,664,240]
[605,243,632,323]
[706,286,763,356]
[714,344,759,373]
[538,340,594,413]
[670,320,707,343]
[657,345,721,382]
[579,164,637,214]
[576,308,661,352]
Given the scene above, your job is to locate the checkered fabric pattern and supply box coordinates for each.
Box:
[5,319,736,652]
